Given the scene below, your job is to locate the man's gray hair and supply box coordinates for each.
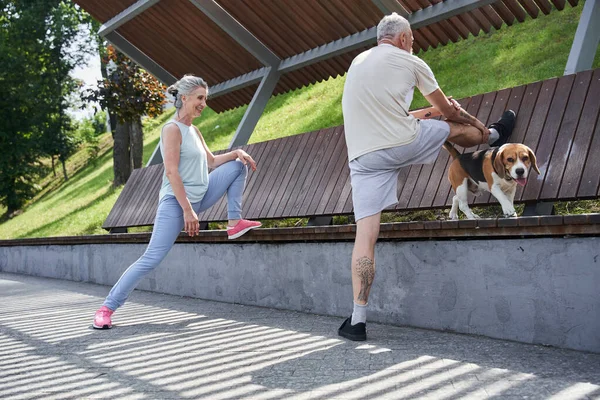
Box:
[167,75,208,109]
[377,12,411,42]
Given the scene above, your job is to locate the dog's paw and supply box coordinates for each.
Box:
[503,211,517,218]
[449,212,459,220]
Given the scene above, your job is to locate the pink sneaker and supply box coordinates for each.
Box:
[93,306,114,329]
[227,219,262,239]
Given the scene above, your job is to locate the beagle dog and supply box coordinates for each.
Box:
[443,142,540,219]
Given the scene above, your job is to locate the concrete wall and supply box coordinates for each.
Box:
[1,237,598,353]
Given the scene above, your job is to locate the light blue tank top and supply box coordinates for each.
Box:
[158,120,209,203]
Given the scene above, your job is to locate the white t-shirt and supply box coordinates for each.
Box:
[342,44,440,161]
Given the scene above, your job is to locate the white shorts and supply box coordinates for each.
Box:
[349,119,450,221]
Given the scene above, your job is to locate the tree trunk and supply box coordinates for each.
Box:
[129,116,144,170]
[61,157,68,181]
[113,120,131,186]
[99,44,118,133]
[51,155,56,177]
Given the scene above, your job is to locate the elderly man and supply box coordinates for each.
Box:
[339,13,515,341]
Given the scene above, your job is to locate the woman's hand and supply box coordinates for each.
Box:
[183,208,200,236]
[235,149,257,171]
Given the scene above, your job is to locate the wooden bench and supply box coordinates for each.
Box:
[103,68,600,232]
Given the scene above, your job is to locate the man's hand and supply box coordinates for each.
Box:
[448,97,461,110]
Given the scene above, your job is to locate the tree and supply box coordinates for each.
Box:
[0,0,93,217]
[83,45,166,186]
[38,1,92,180]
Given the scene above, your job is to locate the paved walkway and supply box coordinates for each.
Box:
[0,272,598,400]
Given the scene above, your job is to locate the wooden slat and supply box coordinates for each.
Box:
[515,79,558,201]
[255,135,302,218]
[418,26,440,49]
[296,127,343,216]
[580,113,600,196]
[502,0,528,22]
[246,138,290,219]
[266,133,313,218]
[437,19,461,43]
[245,140,283,219]
[468,9,492,34]
[447,16,471,40]
[558,70,600,198]
[480,5,504,30]
[121,164,160,227]
[280,129,328,217]
[291,128,340,216]
[540,70,592,200]
[533,0,553,14]
[308,127,349,215]
[492,1,516,26]
[271,131,321,218]
[522,74,575,201]
[318,138,350,214]
[102,167,145,228]
[396,164,423,209]
[407,160,435,208]
[133,165,163,226]
[550,0,566,9]
[518,0,540,18]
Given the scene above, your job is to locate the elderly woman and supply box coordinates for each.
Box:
[93,75,261,329]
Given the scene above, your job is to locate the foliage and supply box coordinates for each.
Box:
[75,110,106,162]
[82,44,166,185]
[83,45,166,122]
[0,0,92,216]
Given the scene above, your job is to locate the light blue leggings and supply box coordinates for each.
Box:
[103,160,247,311]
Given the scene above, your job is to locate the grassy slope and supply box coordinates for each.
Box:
[0,3,598,238]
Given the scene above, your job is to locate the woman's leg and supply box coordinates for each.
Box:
[196,160,247,220]
[103,196,184,311]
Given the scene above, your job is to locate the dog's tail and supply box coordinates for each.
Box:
[443,141,460,159]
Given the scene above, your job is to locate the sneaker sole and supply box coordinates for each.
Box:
[228,225,260,240]
[338,330,367,341]
[92,324,112,330]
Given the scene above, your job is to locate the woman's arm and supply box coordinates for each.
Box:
[163,124,199,236]
[194,126,257,171]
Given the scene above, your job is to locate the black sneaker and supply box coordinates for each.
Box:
[338,317,367,341]
[488,110,516,147]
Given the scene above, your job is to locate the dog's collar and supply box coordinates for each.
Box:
[491,147,513,181]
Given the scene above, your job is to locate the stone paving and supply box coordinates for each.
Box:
[0,272,599,400]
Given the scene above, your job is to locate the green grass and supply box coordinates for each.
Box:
[0,3,598,238]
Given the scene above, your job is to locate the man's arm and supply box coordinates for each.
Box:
[424,88,489,135]
[409,97,459,119]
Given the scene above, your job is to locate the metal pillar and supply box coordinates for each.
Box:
[565,0,600,75]
[229,67,281,149]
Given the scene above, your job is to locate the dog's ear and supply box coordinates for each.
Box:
[493,148,506,179]
[525,145,541,174]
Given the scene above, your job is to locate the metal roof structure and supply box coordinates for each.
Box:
[74,0,596,150]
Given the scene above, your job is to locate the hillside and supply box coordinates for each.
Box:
[0,3,598,239]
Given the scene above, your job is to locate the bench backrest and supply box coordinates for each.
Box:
[102,69,600,230]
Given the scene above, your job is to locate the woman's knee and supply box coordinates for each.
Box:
[235,159,248,176]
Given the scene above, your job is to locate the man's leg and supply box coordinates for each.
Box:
[352,213,381,305]
[446,110,516,148]
[339,212,381,341]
